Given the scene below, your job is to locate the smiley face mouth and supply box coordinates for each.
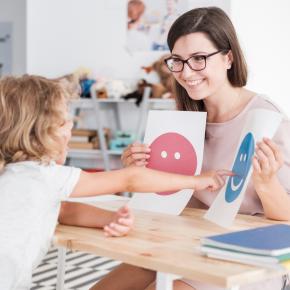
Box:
[230,176,244,192]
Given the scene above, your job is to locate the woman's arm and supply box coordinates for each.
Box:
[70,166,231,198]
[253,138,290,221]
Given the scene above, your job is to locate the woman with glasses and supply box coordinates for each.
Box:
[92,6,290,290]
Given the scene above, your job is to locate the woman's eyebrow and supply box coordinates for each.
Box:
[171,51,208,58]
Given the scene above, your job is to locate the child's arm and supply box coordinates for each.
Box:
[58,202,134,237]
[70,167,232,198]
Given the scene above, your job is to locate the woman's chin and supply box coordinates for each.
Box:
[186,91,207,101]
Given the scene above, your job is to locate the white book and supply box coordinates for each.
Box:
[200,246,285,269]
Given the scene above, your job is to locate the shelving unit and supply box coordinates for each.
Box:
[67,88,175,170]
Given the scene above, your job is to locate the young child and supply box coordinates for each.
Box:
[0,75,231,290]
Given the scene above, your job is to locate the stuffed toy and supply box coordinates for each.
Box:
[142,54,175,99]
[122,79,150,106]
[122,54,175,105]
[73,67,96,98]
[56,67,96,98]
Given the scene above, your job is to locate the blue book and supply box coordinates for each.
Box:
[201,224,290,256]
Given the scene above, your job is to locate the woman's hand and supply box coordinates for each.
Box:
[121,142,151,167]
[103,205,134,237]
[252,138,284,187]
[195,170,233,192]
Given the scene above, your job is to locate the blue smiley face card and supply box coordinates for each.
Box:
[225,132,255,203]
[204,109,282,228]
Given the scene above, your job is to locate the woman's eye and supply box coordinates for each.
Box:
[172,58,182,64]
[192,55,205,62]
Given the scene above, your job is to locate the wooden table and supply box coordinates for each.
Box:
[53,203,289,290]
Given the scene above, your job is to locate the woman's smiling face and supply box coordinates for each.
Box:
[171,32,232,101]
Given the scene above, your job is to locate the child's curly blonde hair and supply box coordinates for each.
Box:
[0,74,76,170]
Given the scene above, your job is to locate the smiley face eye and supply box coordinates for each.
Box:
[239,153,248,162]
[161,151,167,158]
[240,154,243,162]
[174,152,181,160]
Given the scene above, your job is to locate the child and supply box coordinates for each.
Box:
[0,75,231,289]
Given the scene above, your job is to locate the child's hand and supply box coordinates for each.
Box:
[103,205,134,237]
[252,138,284,186]
[195,170,234,192]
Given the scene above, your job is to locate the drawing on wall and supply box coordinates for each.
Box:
[129,110,206,215]
[127,0,188,52]
[204,109,282,227]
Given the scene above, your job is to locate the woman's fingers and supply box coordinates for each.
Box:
[256,148,270,172]
[252,156,262,173]
[123,153,149,167]
[263,138,284,166]
[256,141,276,166]
[121,143,151,167]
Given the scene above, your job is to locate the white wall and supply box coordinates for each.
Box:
[231,0,290,115]
[2,0,290,115]
[26,0,164,79]
[0,0,26,74]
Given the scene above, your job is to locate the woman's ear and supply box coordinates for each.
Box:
[226,50,233,69]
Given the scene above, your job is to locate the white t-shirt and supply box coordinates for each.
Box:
[0,161,81,290]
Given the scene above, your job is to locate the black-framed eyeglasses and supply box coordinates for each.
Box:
[164,50,228,73]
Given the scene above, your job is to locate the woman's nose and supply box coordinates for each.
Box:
[180,62,195,78]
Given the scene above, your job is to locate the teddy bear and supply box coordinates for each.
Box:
[142,54,175,99]
[122,54,175,106]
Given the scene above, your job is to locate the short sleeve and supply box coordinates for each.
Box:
[44,164,81,200]
[273,117,290,194]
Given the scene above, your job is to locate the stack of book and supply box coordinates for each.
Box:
[69,129,98,149]
[200,224,290,269]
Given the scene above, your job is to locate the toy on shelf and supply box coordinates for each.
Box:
[56,67,96,98]
[122,54,175,105]
[109,131,135,151]
[93,79,131,99]
[122,79,150,106]
[143,54,175,99]
[74,67,96,98]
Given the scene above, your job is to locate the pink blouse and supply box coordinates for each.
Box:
[188,94,290,215]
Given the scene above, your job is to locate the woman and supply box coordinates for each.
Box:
[92,6,290,290]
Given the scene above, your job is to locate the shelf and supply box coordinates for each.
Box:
[69,98,175,108]
[68,87,171,170]
[68,148,123,159]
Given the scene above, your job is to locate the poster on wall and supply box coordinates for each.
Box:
[204,109,282,228]
[126,0,231,52]
[128,110,206,215]
[127,0,188,52]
